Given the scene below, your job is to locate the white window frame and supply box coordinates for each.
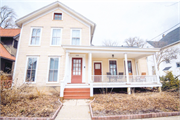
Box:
[70,29,81,45]
[50,28,62,46]
[29,27,42,46]
[52,12,63,20]
[108,59,118,75]
[46,56,61,83]
[24,56,39,83]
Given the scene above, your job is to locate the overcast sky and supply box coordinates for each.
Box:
[1,0,180,45]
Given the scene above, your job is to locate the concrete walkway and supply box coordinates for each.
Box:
[55,99,91,120]
[134,116,180,120]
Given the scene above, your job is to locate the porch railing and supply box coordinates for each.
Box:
[92,75,158,83]
[129,75,157,83]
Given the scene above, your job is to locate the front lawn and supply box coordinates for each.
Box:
[91,92,180,116]
[0,86,60,117]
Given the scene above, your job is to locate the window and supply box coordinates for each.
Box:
[48,58,59,82]
[72,58,82,75]
[51,29,61,45]
[13,40,18,48]
[124,61,132,74]
[177,62,180,68]
[54,13,62,20]
[30,28,41,45]
[109,60,117,75]
[71,29,80,45]
[25,57,38,82]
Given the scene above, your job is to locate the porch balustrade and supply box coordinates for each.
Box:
[91,75,158,84]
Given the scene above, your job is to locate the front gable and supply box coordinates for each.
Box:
[16,1,96,45]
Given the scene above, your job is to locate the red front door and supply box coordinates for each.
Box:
[71,58,82,83]
[94,63,102,82]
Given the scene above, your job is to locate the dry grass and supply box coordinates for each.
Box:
[0,85,60,117]
[91,92,180,116]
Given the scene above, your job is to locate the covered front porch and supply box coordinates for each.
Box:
[60,45,162,99]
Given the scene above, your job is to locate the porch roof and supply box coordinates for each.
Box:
[62,45,160,59]
[62,45,160,52]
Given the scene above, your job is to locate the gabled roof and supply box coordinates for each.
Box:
[0,27,21,37]
[16,1,96,44]
[0,43,16,61]
[147,27,180,48]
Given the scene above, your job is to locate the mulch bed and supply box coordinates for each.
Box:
[91,92,180,116]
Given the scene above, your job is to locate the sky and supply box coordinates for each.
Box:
[1,0,180,45]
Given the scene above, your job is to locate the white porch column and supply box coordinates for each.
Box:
[153,53,160,83]
[65,52,69,80]
[89,52,93,99]
[88,52,92,83]
[60,52,69,99]
[135,60,139,75]
[124,53,129,83]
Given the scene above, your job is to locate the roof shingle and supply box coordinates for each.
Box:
[0,43,16,61]
[147,27,180,48]
[0,27,21,37]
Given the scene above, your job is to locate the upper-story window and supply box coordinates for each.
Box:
[30,28,41,45]
[71,29,81,45]
[54,13,62,20]
[176,62,180,67]
[51,28,61,46]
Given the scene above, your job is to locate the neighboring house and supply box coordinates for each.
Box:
[0,27,20,73]
[146,27,180,79]
[14,1,161,100]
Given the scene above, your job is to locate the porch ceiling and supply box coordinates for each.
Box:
[92,52,150,59]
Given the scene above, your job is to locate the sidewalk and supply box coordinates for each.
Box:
[134,116,180,120]
[55,99,91,120]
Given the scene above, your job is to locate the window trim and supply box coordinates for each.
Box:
[29,27,42,46]
[52,12,63,20]
[70,29,81,45]
[108,59,118,75]
[123,59,133,75]
[50,28,62,46]
[24,56,39,83]
[46,56,61,83]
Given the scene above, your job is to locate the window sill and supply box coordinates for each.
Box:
[24,82,36,84]
[53,20,63,21]
[50,45,61,47]
[29,45,41,47]
[46,81,59,83]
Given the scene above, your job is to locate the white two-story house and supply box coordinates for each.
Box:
[13,1,161,100]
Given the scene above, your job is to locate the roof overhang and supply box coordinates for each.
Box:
[62,45,160,59]
[62,45,160,52]
[16,1,96,44]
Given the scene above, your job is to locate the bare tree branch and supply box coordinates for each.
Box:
[0,6,17,28]
[156,47,180,70]
[102,39,119,46]
[124,37,146,48]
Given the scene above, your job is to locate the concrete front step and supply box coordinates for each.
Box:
[64,88,90,99]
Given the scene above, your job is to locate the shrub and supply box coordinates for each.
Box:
[161,72,179,91]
